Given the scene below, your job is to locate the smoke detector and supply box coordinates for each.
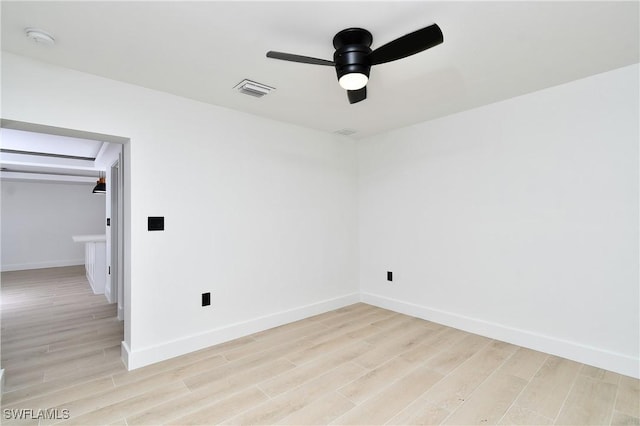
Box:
[234,79,275,98]
[25,28,55,46]
[333,128,357,136]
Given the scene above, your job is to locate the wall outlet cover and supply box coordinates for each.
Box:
[148,216,164,231]
[202,292,211,306]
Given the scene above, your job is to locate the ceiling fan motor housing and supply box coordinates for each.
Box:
[333,28,373,81]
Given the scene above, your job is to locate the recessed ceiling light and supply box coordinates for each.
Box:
[333,128,357,136]
[25,28,55,46]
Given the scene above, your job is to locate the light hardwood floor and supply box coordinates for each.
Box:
[1,266,638,425]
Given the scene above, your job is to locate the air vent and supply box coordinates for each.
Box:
[234,79,275,98]
[333,128,357,136]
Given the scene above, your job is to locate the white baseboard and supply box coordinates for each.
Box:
[361,292,639,379]
[125,292,360,370]
[121,341,131,370]
[1,259,83,272]
[104,282,114,304]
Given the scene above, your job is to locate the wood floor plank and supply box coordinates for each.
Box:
[182,349,299,392]
[398,326,468,364]
[423,333,493,375]
[1,360,126,406]
[44,346,122,382]
[316,305,387,329]
[363,317,422,346]
[616,375,640,418]
[368,312,412,329]
[555,375,618,425]
[59,381,191,425]
[305,303,374,325]
[2,370,44,393]
[515,355,582,420]
[353,326,435,370]
[279,392,355,425]
[387,399,450,426]
[258,341,370,397]
[580,364,622,385]
[40,369,191,425]
[302,311,391,345]
[129,358,294,425]
[497,347,548,382]
[499,405,554,425]
[332,365,443,425]
[2,376,115,412]
[402,340,517,414]
[285,330,366,366]
[3,266,638,426]
[251,317,329,341]
[111,352,227,387]
[442,372,527,425]
[610,411,640,425]
[225,361,367,425]
[338,356,421,405]
[166,386,268,425]
[222,322,328,361]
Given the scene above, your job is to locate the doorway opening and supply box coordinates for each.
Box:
[0,119,131,365]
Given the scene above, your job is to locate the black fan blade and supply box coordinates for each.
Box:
[347,87,367,104]
[369,24,443,65]
[266,51,334,66]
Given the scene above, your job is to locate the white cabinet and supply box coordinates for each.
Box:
[72,234,106,294]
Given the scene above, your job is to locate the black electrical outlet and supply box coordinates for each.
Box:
[202,292,211,307]
[148,216,164,231]
[106,218,111,226]
[387,271,393,281]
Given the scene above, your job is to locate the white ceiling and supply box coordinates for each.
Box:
[0,128,105,183]
[1,1,639,139]
[1,128,105,159]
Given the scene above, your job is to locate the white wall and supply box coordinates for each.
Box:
[1,180,105,271]
[3,51,637,377]
[358,64,639,377]
[1,53,359,368]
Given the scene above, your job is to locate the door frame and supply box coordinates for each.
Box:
[110,155,125,321]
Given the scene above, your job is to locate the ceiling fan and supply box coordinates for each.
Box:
[266,24,443,104]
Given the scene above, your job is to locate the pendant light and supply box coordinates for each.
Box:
[92,172,106,194]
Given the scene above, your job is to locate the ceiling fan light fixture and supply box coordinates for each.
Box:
[266,23,443,104]
[338,73,368,90]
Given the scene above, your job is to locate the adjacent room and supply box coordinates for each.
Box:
[1,1,638,425]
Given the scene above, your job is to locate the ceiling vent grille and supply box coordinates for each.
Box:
[234,79,275,98]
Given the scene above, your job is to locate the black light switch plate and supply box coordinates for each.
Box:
[148,216,164,231]
[387,271,393,281]
[202,292,211,306]
[106,218,111,226]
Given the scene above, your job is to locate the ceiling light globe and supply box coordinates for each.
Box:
[25,28,55,45]
[338,73,368,90]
